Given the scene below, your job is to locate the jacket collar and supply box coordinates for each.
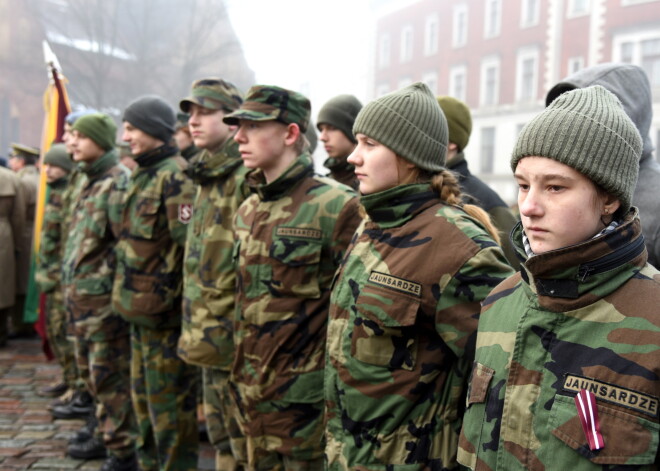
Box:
[361,184,438,230]
[247,152,314,201]
[186,138,242,183]
[80,149,119,178]
[514,209,647,311]
[134,144,178,168]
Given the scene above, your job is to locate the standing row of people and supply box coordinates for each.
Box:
[14,60,660,471]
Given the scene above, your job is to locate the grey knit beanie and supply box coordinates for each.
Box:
[317,94,363,143]
[353,82,448,173]
[43,143,74,172]
[512,85,642,214]
[123,95,176,144]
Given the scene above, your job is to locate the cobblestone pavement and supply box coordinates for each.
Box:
[0,337,215,470]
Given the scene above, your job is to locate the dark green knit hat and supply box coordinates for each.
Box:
[179,78,243,113]
[223,85,311,132]
[436,96,472,152]
[123,95,175,143]
[512,85,642,214]
[353,82,448,173]
[317,94,363,143]
[43,143,74,172]
[72,113,117,151]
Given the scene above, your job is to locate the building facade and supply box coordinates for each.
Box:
[371,0,660,204]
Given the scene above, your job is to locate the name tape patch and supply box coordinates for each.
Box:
[368,271,421,297]
[563,374,659,418]
[276,227,322,240]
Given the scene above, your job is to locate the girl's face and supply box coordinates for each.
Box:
[348,133,415,194]
[515,156,620,254]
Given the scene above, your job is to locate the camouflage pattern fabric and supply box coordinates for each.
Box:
[223,85,311,132]
[131,324,199,471]
[177,137,250,466]
[232,153,361,466]
[457,210,660,471]
[61,149,129,342]
[323,157,358,190]
[112,146,195,328]
[325,183,514,470]
[179,78,244,114]
[45,289,77,388]
[75,334,136,457]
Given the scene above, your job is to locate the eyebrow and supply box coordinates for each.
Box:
[514,172,574,183]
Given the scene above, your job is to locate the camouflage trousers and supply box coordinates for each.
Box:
[203,368,247,470]
[74,333,137,457]
[45,289,77,389]
[130,325,199,471]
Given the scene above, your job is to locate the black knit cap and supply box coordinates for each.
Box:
[123,95,176,144]
[317,95,363,143]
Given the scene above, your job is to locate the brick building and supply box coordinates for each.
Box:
[371,0,660,203]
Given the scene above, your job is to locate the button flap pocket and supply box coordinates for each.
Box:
[467,362,495,406]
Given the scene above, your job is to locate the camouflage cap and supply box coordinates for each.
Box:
[223,85,311,132]
[175,112,190,131]
[10,143,40,159]
[179,78,243,113]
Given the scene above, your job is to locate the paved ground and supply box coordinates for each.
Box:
[0,336,215,470]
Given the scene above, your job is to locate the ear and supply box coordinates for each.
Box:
[447,142,458,151]
[284,123,301,146]
[602,194,621,216]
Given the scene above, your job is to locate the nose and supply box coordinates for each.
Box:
[319,129,328,142]
[347,147,361,166]
[121,130,130,142]
[188,111,200,126]
[519,186,542,218]
[234,126,246,143]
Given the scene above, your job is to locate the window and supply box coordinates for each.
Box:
[453,4,468,47]
[641,38,660,87]
[378,34,390,69]
[516,48,538,102]
[480,127,496,174]
[567,0,591,17]
[484,0,502,38]
[622,0,659,5]
[424,14,439,56]
[422,72,438,95]
[449,65,467,102]
[568,56,584,74]
[520,0,540,27]
[400,26,413,63]
[480,57,500,106]
[620,42,634,62]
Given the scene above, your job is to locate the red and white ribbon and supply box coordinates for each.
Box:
[574,389,605,451]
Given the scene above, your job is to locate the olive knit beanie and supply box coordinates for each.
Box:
[123,95,176,144]
[353,82,448,173]
[436,96,472,152]
[43,143,74,172]
[512,85,642,214]
[317,94,363,143]
[72,113,117,151]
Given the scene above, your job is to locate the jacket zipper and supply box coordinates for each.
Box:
[578,235,645,281]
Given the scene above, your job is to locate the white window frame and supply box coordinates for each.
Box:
[484,0,502,39]
[621,0,659,5]
[480,56,500,106]
[378,33,390,69]
[422,71,438,95]
[449,65,468,102]
[400,25,414,63]
[424,14,439,56]
[612,29,660,86]
[452,4,468,48]
[520,0,540,28]
[515,47,539,102]
[567,0,591,18]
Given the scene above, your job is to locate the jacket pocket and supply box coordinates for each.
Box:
[128,273,176,315]
[130,194,161,239]
[550,393,659,466]
[351,283,420,370]
[269,236,322,298]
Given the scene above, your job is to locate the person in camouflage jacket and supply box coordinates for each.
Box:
[325,82,514,470]
[223,85,362,470]
[35,144,77,398]
[177,78,249,469]
[113,95,198,471]
[457,86,660,471]
[62,113,137,468]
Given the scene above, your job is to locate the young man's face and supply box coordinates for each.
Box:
[122,122,163,155]
[318,123,355,160]
[45,165,69,183]
[515,156,619,254]
[233,120,289,172]
[174,128,193,152]
[63,123,75,154]
[71,130,105,162]
[187,104,233,151]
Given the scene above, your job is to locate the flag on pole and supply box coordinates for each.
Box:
[24,41,72,359]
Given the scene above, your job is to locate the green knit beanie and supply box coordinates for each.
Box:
[317,94,363,143]
[72,113,117,151]
[43,143,74,172]
[353,82,448,173]
[512,85,642,214]
[436,96,472,151]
